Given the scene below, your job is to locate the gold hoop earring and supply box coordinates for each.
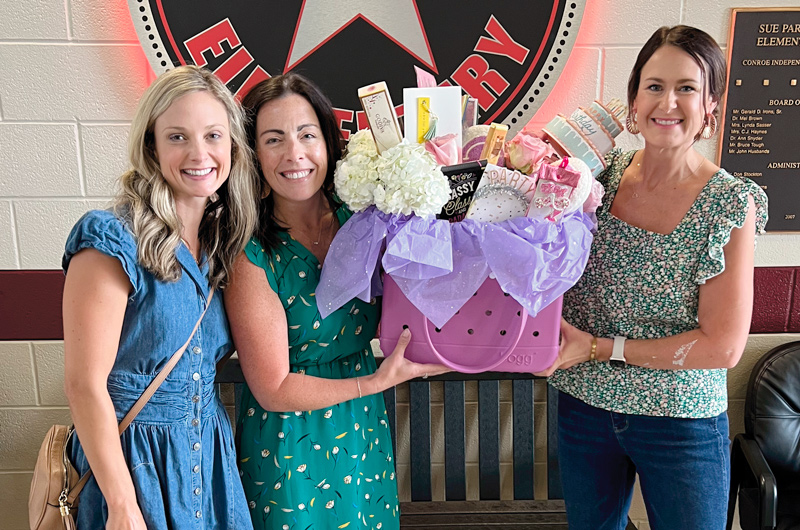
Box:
[626,112,640,135]
[262,181,272,199]
[700,114,717,140]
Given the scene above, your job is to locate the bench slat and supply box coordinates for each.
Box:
[546,385,563,499]
[409,380,432,501]
[512,379,535,500]
[478,380,501,500]
[444,380,466,501]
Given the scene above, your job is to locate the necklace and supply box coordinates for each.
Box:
[312,213,330,245]
[180,237,201,263]
[632,158,704,199]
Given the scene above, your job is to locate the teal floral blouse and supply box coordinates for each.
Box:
[549,149,768,418]
[236,205,399,530]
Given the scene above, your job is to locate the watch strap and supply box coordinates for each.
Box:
[611,335,627,363]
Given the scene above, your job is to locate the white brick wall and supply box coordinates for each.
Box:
[0,1,797,528]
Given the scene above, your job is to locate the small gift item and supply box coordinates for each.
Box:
[464,162,538,222]
[541,98,627,177]
[403,86,463,151]
[479,123,509,165]
[483,163,538,203]
[438,160,486,222]
[461,97,478,136]
[358,81,403,154]
[558,157,594,215]
[464,183,529,223]
[462,124,490,162]
[528,158,582,222]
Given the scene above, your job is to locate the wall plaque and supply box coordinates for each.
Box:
[718,8,800,231]
[127,1,585,137]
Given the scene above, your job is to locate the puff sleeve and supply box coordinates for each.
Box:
[62,210,142,295]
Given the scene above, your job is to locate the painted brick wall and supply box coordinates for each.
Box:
[1,1,799,529]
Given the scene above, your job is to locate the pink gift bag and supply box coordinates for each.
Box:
[380,275,561,373]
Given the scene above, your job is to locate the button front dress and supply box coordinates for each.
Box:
[236,206,400,530]
[63,210,252,529]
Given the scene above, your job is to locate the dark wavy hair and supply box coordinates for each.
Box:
[627,25,726,140]
[241,72,343,252]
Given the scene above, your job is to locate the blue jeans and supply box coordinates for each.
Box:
[557,391,730,530]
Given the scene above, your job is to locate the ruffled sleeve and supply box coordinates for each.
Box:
[695,173,769,284]
[62,209,142,294]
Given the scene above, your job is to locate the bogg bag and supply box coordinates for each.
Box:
[381,275,562,373]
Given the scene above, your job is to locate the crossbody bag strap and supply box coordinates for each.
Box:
[67,289,216,504]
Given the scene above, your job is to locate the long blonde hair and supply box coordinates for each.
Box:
[115,65,258,289]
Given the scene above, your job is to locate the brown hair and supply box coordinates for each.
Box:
[242,73,343,251]
[627,25,726,138]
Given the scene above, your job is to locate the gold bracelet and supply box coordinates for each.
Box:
[590,336,597,361]
[356,377,362,399]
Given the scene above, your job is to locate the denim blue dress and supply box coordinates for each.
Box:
[63,210,252,529]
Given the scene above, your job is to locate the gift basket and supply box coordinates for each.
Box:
[317,71,626,373]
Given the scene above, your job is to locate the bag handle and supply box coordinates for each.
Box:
[66,289,215,505]
[421,302,529,373]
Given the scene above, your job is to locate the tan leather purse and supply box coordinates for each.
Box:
[28,290,215,529]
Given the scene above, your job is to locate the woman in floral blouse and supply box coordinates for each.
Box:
[541,26,767,530]
[225,73,446,530]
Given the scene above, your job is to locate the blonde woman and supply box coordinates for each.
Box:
[62,65,258,529]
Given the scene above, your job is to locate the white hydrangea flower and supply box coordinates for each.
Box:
[334,153,380,212]
[345,129,378,156]
[372,142,450,217]
[334,136,450,217]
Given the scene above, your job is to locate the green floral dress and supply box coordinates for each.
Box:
[549,149,768,418]
[237,206,399,530]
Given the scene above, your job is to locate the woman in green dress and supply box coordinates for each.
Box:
[226,73,447,530]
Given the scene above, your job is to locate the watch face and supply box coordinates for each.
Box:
[466,184,529,223]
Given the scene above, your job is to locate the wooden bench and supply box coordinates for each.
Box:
[217,359,636,529]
